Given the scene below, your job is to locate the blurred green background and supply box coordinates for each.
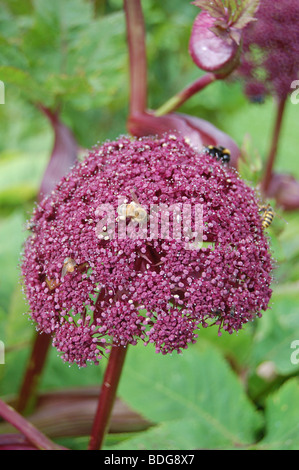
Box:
[0,0,299,450]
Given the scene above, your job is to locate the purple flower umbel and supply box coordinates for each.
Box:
[21,134,273,366]
[238,0,299,101]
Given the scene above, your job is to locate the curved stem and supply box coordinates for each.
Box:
[37,105,78,200]
[88,343,128,450]
[16,332,52,415]
[155,72,216,116]
[0,398,65,450]
[124,0,148,116]
[261,96,287,193]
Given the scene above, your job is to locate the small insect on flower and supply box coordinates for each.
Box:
[128,202,147,223]
[117,193,147,223]
[25,220,36,231]
[46,277,60,291]
[61,257,77,277]
[259,204,275,229]
[204,145,231,164]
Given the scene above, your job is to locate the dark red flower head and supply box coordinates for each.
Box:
[21,134,273,366]
[237,0,299,100]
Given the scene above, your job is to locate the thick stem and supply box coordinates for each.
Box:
[16,332,52,415]
[124,0,147,116]
[0,398,65,450]
[261,97,287,193]
[155,72,216,116]
[17,106,78,415]
[88,343,128,450]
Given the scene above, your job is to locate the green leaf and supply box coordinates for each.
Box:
[0,65,45,103]
[32,0,93,29]
[0,211,27,312]
[1,2,126,110]
[232,0,260,29]
[116,344,262,449]
[42,73,93,101]
[107,418,222,450]
[192,0,225,18]
[0,36,29,69]
[254,379,299,450]
[4,283,33,348]
[0,149,48,206]
[251,288,299,375]
[192,0,259,32]
[0,5,26,38]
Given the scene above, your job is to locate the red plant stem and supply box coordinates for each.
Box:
[16,332,52,415]
[88,344,128,450]
[38,104,59,124]
[261,96,287,193]
[155,72,216,116]
[0,398,66,450]
[16,107,61,417]
[17,105,78,415]
[124,0,148,117]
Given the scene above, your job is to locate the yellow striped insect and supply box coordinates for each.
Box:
[259,204,274,229]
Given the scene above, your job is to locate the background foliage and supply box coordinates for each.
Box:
[0,0,299,450]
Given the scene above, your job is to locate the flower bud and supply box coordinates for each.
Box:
[189,11,241,77]
[264,173,299,211]
[189,0,260,78]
